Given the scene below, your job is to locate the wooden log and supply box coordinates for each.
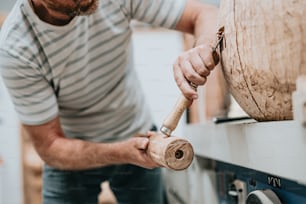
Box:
[218,0,306,121]
[147,133,194,170]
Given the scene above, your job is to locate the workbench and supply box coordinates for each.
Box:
[184,119,306,184]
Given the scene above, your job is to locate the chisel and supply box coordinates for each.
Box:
[160,32,224,136]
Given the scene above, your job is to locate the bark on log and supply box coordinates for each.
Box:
[218,0,306,121]
[147,133,194,170]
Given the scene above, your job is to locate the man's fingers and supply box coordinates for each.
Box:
[199,45,216,71]
[189,50,211,78]
[172,44,219,100]
[180,60,205,85]
[146,131,155,137]
[173,62,198,99]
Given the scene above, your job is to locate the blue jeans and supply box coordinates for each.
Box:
[43,164,164,204]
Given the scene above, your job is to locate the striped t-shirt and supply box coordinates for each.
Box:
[0,0,186,142]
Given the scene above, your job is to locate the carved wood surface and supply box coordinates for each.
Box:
[218,0,306,121]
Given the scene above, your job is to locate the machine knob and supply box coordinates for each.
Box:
[228,180,247,204]
[246,189,282,204]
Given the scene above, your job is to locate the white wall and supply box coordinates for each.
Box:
[132,29,186,137]
[0,0,16,13]
[0,3,22,204]
[0,78,22,204]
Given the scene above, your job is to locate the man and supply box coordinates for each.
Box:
[0,0,219,203]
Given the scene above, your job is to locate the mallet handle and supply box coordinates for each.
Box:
[160,95,192,136]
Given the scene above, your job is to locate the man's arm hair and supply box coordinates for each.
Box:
[175,0,218,45]
[23,116,157,170]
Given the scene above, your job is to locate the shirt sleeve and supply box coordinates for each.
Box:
[0,50,59,125]
[118,0,186,29]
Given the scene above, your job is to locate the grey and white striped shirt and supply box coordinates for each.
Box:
[0,0,185,142]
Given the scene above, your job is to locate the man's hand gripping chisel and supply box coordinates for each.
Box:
[160,30,224,137]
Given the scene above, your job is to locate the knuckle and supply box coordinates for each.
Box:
[206,61,214,70]
[198,68,210,77]
[187,47,195,53]
[199,44,210,51]
[195,77,204,86]
[194,46,203,54]
[192,61,202,71]
[202,54,215,70]
[184,72,194,81]
[188,48,197,55]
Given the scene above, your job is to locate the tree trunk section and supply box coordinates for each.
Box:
[218,0,306,121]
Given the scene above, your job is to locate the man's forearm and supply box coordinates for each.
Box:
[193,5,219,46]
[40,137,125,170]
[24,116,156,170]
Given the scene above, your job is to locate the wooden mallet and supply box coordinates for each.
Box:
[146,95,194,171]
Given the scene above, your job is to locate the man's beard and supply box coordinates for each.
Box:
[75,0,99,16]
[43,0,99,17]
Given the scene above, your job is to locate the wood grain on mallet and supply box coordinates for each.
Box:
[147,133,194,170]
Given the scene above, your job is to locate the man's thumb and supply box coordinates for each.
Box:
[136,137,149,150]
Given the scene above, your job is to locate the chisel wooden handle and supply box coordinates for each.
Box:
[160,95,193,136]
